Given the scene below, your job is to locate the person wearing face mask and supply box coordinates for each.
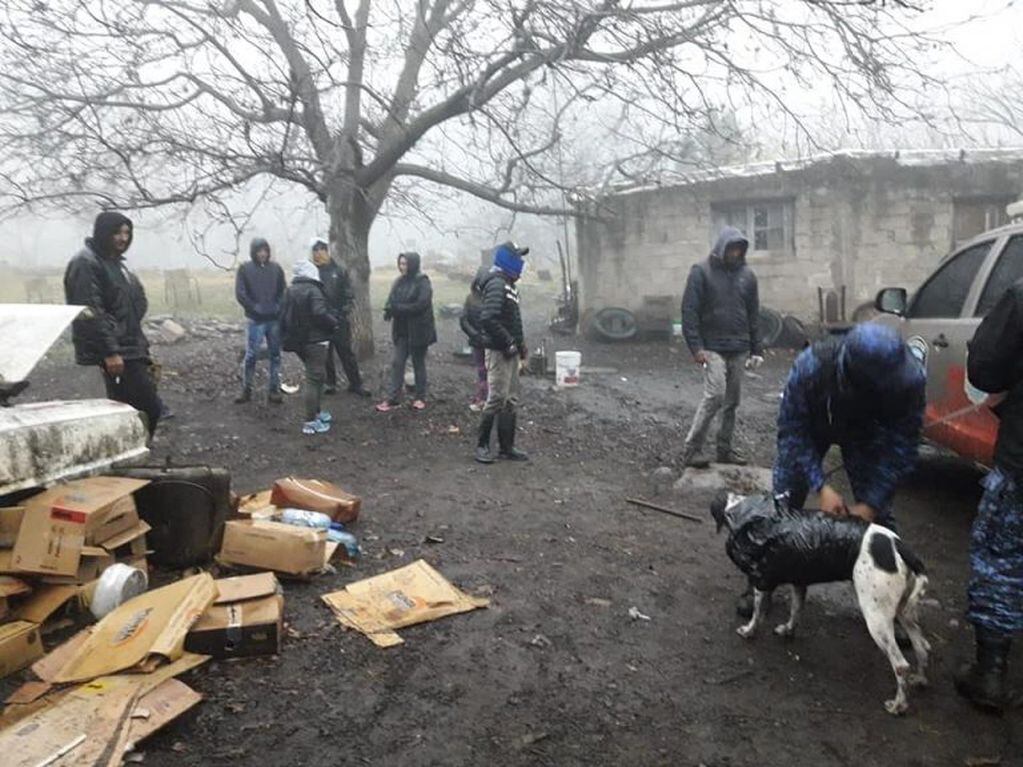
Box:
[309,237,370,398]
[64,211,161,438]
[680,226,764,469]
[376,252,436,412]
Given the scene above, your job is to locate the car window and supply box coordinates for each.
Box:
[975,235,1023,316]
[909,240,992,319]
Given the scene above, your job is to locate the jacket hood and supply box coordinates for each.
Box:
[90,211,133,257]
[399,251,421,277]
[309,236,329,252]
[471,266,491,294]
[838,322,924,395]
[250,237,272,262]
[710,226,748,268]
[293,259,320,282]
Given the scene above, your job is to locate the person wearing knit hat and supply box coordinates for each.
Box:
[475,241,530,463]
[310,237,370,397]
[729,321,926,619]
[280,258,338,434]
[64,211,162,439]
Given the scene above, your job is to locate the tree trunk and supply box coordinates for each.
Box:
[328,196,375,359]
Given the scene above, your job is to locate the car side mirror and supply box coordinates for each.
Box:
[875,287,908,316]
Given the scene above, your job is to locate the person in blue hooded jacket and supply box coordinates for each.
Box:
[680,226,763,468]
[731,323,926,618]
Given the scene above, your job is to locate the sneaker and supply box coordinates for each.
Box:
[316,411,333,424]
[468,400,485,412]
[717,447,748,465]
[475,446,495,464]
[375,400,398,413]
[348,386,372,398]
[411,399,427,411]
[302,419,330,435]
[268,390,283,404]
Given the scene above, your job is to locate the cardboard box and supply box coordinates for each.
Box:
[0,621,44,679]
[218,520,327,576]
[270,478,361,523]
[186,594,283,659]
[0,506,25,548]
[100,520,150,562]
[38,547,113,585]
[11,477,147,576]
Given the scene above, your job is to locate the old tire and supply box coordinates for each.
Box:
[778,315,809,349]
[592,307,638,341]
[758,307,784,348]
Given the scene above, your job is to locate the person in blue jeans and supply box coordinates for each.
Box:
[234,237,286,404]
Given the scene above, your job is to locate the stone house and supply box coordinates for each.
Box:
[573,149,1023,326]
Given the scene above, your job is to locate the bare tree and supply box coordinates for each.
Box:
[0,0,942,353]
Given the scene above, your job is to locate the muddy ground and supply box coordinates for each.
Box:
[14,302,1022,766]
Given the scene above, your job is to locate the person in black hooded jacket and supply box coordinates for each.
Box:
[64,211,161,438]
[680,226,763,468]
[234,237,286,404]
[376,252,436,411]
[310,237,370,397]
[460,266,492,410]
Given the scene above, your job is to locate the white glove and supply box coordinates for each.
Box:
[745,355,764,371]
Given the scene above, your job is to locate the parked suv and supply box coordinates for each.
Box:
[874,217,1023,468]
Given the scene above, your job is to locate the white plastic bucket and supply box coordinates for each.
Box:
[555,350,581,388]
[90,563,149,620]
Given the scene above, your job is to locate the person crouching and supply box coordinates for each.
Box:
[281,260,338,435]
[475,242,529,464]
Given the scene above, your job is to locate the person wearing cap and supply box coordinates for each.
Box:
[376,252,436,412]
[280,260,338,435]
[475,242,530,464]
[680,225,763,468]
[955,282,1023,712]
[234,237,286,404]
[309,238,370,397]
[64,211,161,438]
[730,322,926,618]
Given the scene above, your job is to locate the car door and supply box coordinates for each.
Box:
[877,237,1002,465]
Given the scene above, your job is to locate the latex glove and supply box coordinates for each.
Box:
[818,484,848,517]
[746,355,764,371]
[694,350,710,365]
[503,344,519,360]
[519,345,528,361]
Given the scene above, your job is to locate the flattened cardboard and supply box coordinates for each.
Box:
[218,520,326,576]
[0,575,31,598]
[13,583,78,624]
[213,571,279,605]
[0,506,25,547]
[126,678,203,747]
[36,573,216,684]
[237,490,276,519]
[321,559,489,648]
[185,594,283,659]
[0,621,43,679]
[270,477,361,523]
[0,549,17,574]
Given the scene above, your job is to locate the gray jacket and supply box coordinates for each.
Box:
[681,226,761,356]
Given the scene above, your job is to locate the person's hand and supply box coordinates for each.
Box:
[103,354,125,377]
[694,350,710,365]
[746,354,764,371]
[503,344,519,359]
[849,503,877,523]
[818,484,847,517]
[519,345,528,361]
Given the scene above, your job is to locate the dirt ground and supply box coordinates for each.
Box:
[14,299,1022,767]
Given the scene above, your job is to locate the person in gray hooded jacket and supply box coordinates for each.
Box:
[680,226,763,467]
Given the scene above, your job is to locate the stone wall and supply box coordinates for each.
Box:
[575,155,1023,322]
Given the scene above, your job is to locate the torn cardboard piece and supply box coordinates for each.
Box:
[13,583,78,624]
[0,506,25,547]
[0,621,44,679]
[321,559,489,648]
[126,678,203,750]
[34,572,216,684]
[270,477,361,523]
[218,520,328,576]
[0,575,31,598]
[236,490,275,520]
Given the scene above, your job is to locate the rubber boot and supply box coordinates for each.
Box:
[955,626,1021,712]
[497,411,529,461]
[475,412,496,464]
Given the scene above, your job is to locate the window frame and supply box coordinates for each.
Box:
[975,234,1023,317]
[907,238,996,320]
[709,199,795,257]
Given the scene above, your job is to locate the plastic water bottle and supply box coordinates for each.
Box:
[327,528,360,558]
[279,508,332,530]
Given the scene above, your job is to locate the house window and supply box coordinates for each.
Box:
[953,198,1012,245]
[710,200,794,254]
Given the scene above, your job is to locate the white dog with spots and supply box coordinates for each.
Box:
[711,492,930,715]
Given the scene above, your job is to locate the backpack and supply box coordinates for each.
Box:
[279,288,304,353]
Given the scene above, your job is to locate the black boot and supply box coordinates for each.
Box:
[475,412,496,464]
[955,626,1021,712]
[497,411,528,461]
[234,387,252,404]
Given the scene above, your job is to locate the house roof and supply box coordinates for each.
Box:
[597,147,1023,198]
